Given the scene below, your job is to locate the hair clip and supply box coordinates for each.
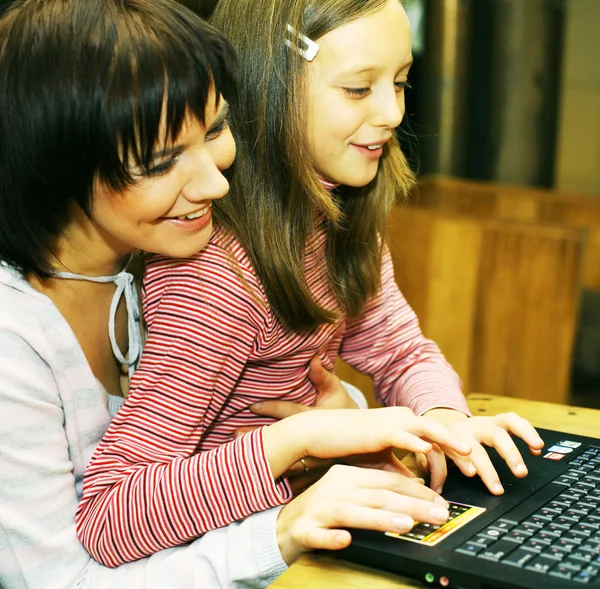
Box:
[285,24,319,62]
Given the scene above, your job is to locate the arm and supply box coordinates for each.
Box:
[0,326,286,589]
[77,255,293,567]
[341,245,470,416]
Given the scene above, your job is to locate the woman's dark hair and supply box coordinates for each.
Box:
[0,0,236,277]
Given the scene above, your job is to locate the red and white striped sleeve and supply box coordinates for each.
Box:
[75,247,292,568]
[340,245,471,417]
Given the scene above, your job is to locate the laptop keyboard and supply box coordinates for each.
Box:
[454,446,600,584]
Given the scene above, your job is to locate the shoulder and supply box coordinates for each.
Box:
[143,227,267,305]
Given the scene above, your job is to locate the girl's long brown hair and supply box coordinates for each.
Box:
[211,0,414,331]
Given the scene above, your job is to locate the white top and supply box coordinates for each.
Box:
[0,263,287,589]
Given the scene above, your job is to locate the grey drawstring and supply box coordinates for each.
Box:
[53,267,142,379]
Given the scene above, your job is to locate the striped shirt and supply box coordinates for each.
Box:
[77,223,469,567]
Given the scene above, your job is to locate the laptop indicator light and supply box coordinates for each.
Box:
[440,577,450,587]
[425,573,435,583]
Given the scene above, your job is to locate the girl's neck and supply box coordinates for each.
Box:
[318,176,340,191]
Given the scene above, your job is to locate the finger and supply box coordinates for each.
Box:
[482,427,528,478]
[250,399,313,419]
[357,489,451,526]
[379,455,420,478]
[425,445,448,494]
[308,355,334,391]
[494,412,545,453]
[319,503,416,536]
[466,444,505,495]
[339,465,447,505]
[400,418,471,457]
[302,528,353,551]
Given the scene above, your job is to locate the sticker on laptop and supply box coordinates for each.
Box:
[544,452,566,461]
[558,440,582,449]
[386,501,486,547]
[547,445,574,454]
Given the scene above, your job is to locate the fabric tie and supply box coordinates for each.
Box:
[53,267,142,378]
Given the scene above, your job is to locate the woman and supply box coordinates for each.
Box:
[0,1,467,587]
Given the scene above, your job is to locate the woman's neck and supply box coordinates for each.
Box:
[51,205,132,276]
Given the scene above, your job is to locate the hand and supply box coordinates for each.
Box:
[246,358,431,491]
[418,409,545,495]
[276,464,451,564]
[263,405,472,482]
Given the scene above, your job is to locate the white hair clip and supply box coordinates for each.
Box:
[285,24,319,62]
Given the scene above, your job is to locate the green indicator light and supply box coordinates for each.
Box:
[425,573,435,583]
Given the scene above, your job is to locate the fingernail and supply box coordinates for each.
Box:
[466,464,477,476]
[458,442,471,453]
[251,402,263,411]
[434,496,448,506]
[430,507,449,522]
[514,463,527,475]
[335,533,348,547]
[415,477,425,485]
[493,482,504,494]
[392,515,414,532]
[435,485,444,495]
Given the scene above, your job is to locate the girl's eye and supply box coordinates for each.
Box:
[206,118,230,141]
[395,81,412,93]
[343,87,371,98]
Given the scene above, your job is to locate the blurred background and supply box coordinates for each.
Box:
[183,0,600,409]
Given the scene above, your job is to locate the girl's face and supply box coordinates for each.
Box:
[305,0,412,187]
[90,95,235,259]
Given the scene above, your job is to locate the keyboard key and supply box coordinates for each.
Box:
[522,539,549,553]
[516,522,543,534]
[541,523,567,536]
[505,529,532,543]
[549,564,574,580]
[570,550,594,563]
[534,531,561,543]
[541,546,566,561]
[479,527,505,539]
[477,539,519,562]
[553,538,578,552]
[501,547,535,568]
[469,535,497,547]
[489,519,516,532]
[524,555,555,574]
[573,567,598,584]
[455,542,484,556]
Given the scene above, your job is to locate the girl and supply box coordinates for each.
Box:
[77,0,543,570]
[0,0,463,587]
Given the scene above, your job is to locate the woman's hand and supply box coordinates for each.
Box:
[275,464,450,564]
[418,409,545,495]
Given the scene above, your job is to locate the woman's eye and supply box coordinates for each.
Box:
[144,156,178,178]
[343,87,371,98]
[395,81,412,93]
[206,119,229,141]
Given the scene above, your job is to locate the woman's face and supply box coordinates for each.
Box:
[305,0,412,187]
[90,95,235,259]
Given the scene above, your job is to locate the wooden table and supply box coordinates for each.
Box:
[271,393,600,588]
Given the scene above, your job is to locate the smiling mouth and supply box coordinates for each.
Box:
[171,207,210,221]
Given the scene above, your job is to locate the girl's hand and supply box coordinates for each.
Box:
[235,356,372,492]
[418,409,545,495]
[263,405,472,483]
[275,464,450,564]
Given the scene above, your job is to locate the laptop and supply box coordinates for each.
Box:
[339,428,600,588]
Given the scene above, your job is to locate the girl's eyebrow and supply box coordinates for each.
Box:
[337,59,414,77]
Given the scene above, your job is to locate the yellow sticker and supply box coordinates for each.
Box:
[386,502,486,547]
